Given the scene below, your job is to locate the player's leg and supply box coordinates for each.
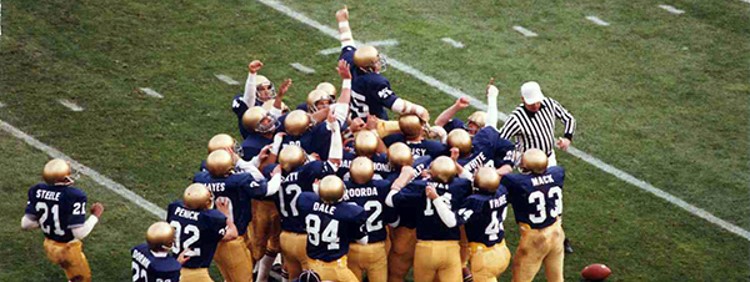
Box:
[413,241,438,282]
[62,240,92,282]
[257,201,282,281]
[543,223,565,282]
[365,242,389,282]
[511,224,548,282]
[249,200,272,261]
[468,243,492,282]
[459,226,472,281]
[347,243,366,281]
[215,237,254,282]
[180,268,215,282]
[436,241,463,282]
[388,227,417,282]
[280,232,304,279]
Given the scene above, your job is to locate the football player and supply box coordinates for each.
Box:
[167,183,238,282]
[298,175,367,281]
[199,133,243,172]
[337,130,390,182]
[21,159,104,282]
[386,156,472,281]
[335,6,429,122]
[295,82,337,112]
[131,221,188,281]
[342,157,396,282]
[232,60,274,138]
[434,97,486,136]
[501,149,565,282]
[193,150,282,282]
[383,114,446,159]
[458,167,511,282]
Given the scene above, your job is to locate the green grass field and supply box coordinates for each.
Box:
[1,0,748,281]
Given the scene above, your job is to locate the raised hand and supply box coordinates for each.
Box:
[335,6,349,22]
[425,185,439,200]
[455,96,470,109]
[248,60,263,74]
[279,78,292,97]
[337,60,352,80]
[90,202,104,218]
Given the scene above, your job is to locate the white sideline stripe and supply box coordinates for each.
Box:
[0,120,167,219]
[658,4,685,14]
[139,87,164,99]
[318,39,399,55]
[512,25,538,37]
[586,16,611,26]
[0,101,5,108]
[215,74,240,85]
[441,37,465,48]
[256,0,750,241]
[290,62,316,74]
[58,99,84,112]
[743,0,750,4]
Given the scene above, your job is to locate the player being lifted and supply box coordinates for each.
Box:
[502,149,566,282]
[167,183,238,282]
[458,167,511,282]
[298,175,368,281]
[335,6,429,122]
[131,221,190,282]
[233,60,289,139]
[21,159,104,282]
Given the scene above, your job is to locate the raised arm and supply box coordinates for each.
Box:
[336,6,354,48]
[485,78,499,129]
[435,97,471,127]
[243,60,263,107]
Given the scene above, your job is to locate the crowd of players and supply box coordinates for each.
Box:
[20,6,572,282]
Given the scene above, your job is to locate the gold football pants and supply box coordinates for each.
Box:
[387,226,417,282]
[309,256,358,282]
[469,240,511,282]
[413,240,462,282]
[43,238,91,282]
[215,236,254,282]
[247,199,281,262]
[181,267,214,282]
[280,231,309,279]
[511,219,565,282]
[348,241,388,282]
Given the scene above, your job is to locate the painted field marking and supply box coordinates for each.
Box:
[256,0,750,241]
[318,39,399,55]
[215,74,241,85]
[290,62,316,74]
[58,99,84,112]
[0,101,5,108]
[743,0,750,4]
[512,25,538,37]
[658,4,685,14]
[139,87,164,99]
[441,37,465,48]
[586,16,611,26]
[0,120,166,219]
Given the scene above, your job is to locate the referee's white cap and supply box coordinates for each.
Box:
[521,81,545,104]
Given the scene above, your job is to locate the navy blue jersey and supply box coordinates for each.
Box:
[383,134,447,159]
[343,179,395,243]
[131,243,181,282]
[192,171,269,236]
[277,161,338,233]
[457,127,515,175]
[384,156,432,229]
[391,178,471,240]
[232,93,263,139]
[298,192,367,262]
[338,152,392,182]
[296,102,309,112]
[443,119,465,134]
[25,184,87,243]
[501,166,565,229]
[340,46,399,120]
[166,201,227,269]
[458,187,509,246]
[241,133,273,162]
[281,122,335,161]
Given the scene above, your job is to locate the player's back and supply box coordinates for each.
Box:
[458,127,514,175]
[338,152,392,181]
[276,160,334,233]
[298,192,366,262]
[502,166,565,229]
[394,178,471,240]
[460,186,509,247]
[351,73,395,120]
[241,132,272,161]
[25,183,87,243]
[343,179,394,243]
[131,243,181,282]
[383,134,447,159]
[166,201,227,269]
[193,171,265,236]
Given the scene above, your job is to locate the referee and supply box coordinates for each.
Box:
[498,81,576,253]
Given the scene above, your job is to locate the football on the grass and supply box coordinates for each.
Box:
[581,263,612,281]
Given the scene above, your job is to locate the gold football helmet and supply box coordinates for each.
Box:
[207,133,236,153]
[316,82,337,98]
[350,157,375,184]
[447,129,472,156]
[243,106,278,133]
[183,183,212,210]
[354,130,379,157]
[430,156,457,183]
[398,114,423,139]
[474,167,500,194]
[146,221,175,252]
[306,89,334,112]
[319,175,345,204]
[466,111,486,133]
[284,110,312,136]
[262,100,290,114]
[42,159,73,185]
[255,74,276,102]
[521,149,548,174]
[388,142,413,168]
[353,45,387,72]
[206,150,235,177]
[278,145,306,172]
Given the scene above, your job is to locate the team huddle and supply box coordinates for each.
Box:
[21,6,578,282]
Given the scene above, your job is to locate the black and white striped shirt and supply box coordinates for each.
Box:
[498,97,576,156]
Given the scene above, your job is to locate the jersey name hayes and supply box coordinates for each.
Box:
[204,182,226,192]
[132,249,152,269]
[342,187,379,201]
[313,202,336,215]
[489,194,507,209]
[36,189,62,201]
[531,175,555,187]
[174,206,200,221]
[426,181,452,191]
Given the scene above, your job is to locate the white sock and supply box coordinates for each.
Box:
[257,253,277,282]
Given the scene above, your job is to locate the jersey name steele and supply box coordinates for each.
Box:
[36,190,62,201]
[131,249,152,269]
[312,202,336,215]
[343,187,379,200]
[531,175,555,187]
[174,206,200,221]
[489,194,507,209]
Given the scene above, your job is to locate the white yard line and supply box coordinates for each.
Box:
[658,4,685,15]
[319,39,399,55]
[139,87,164,99]
[290,62,316,74]
[512,25,539,37]
[742,0,750,4]
[215,74,241,85]
[0,120,166,219]
[586,16,611,26]
[0,101,5,108]
[441,37,465,48]
[256,0,750,241]
[58,99,84,112]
